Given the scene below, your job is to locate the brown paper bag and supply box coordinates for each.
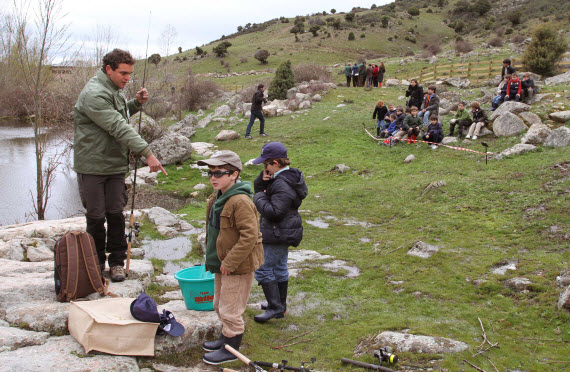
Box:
[68,298,159,356]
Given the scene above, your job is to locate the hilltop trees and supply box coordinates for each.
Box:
[269,60,295,100]
[522,23,568,76]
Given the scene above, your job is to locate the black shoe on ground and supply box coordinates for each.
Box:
[245,135,253,139]
[203,334,242,365]
[202,333,224,352]
[254,281,284,323]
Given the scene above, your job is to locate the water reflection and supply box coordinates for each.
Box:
[0,119,83,226]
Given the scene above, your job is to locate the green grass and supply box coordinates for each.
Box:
[145,82,570,370]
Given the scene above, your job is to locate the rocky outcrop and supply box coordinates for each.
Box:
[544,127,570,148]
[521,123,552,145]
[444,77,470,89]
[559,286,570,311]
[407,241,439,258]
[549,111,570,123]
[545,70,570,85]
[149,133,192,165]
[492,112,528,137]
[494,144,537,160]
[213,105,231,117]
[129,113,165,143]
[489,101,531,122]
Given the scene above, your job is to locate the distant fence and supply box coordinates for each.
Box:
[220,84,246,92]
[393,53,570,82]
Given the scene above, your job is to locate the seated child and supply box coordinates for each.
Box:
[380,113,398,138]
[491,74,510,111]
[521,73,538,103]
[466,101,489,140]
[448,101,472,137]
[372,100,388,137]
[403,106,422,141]
[422,114,443,148]
[504,72,521,102]
[383,103,396,130]
[419,85,440,129]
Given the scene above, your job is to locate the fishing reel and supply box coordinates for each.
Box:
[373,347,398,365]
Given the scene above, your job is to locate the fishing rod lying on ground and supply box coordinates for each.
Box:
[341,347,399,372]
[126,12,152,277]
[224,344,267,372]
[253,357,316,371]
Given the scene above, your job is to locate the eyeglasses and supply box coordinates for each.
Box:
[207,170,232,178]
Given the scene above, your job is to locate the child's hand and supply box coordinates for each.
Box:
[262,170,272,181]
[220,265,231,275]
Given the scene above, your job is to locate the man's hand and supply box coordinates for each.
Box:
[262,170,272,181]
[220,265,231,275]
[146,154,168,176]
[136,88,149,105]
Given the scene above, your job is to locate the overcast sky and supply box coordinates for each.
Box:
[50,0,391,59]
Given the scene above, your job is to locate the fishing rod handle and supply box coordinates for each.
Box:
[254,361,311,372]
[224,345,266,372]
[221,369,239,372]
[341,358,395,372]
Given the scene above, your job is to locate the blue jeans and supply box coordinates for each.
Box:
[254,244,289,284]
[376,119,385,129]
[419,110,431,128]
[245,110,265,136]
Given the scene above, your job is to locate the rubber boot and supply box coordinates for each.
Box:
[261,280,288,312]
[202,333,224,352]
[203,333,242,365]
[254,281,284,323]
[376,127,380,137]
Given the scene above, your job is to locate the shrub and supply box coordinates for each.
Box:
[522,23,568,76]
[195,46,204,55]
[505,28,513,35]
[269,60,295,99]
[454,20,465,33]
[426,8,433,13]
[484,20,493,30]
[507,11,522,25]
[290,26,300,34]
[495,26,505,37]
[331,8,336,14]
[408,7,420,16]
[148,53,161,66]
[213,41,232,57]
[381,16,389,28]
[488,37,503,47]
[309,25,321,36]
[360,33,366,38]
[388,36,393,41]
[455,39,473,53]
[474,0,491,15]
[181,75,222,111]
[348,32,355,40]
[220,59,225,66]
[240,57,248,63]
[254,49,270,64]
[424,42,441,55]
[405,35,417,43]
[345,13,355,22]
[292,63,332,83]
[511,35,526,44]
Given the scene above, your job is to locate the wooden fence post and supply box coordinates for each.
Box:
[488,61,492,79]
[434,64,437,80]
[449,63,453,78]
[467,62,471,79]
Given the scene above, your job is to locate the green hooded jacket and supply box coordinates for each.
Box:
[73,69,151,175]
[454,108,472,122]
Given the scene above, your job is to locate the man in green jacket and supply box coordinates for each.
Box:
[74,49,166,282]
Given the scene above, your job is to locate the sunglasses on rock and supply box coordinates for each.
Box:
[207,170,233,178]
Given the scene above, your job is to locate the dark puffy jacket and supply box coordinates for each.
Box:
[253,168,308,247]
[405,84,424,109]
[472,108,489,125]
[251,89,266,111]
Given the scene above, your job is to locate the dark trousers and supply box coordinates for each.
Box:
[422,132,443,143]
[352,76,358,87]
[246,110,265,136]
[504,93,520,102]
[407,127,421,138]
[77,173,128,268]
[346,76,351,87]
[449,119,472,136]
[373,76,378,87]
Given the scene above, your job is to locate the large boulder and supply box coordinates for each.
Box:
[384,78,400,87]
[495,144,537,160]
[444,77,471,89]
[129,113,164,143]
[295,93,311,101]
[559,286,570,311]
[519,111,542,126]
[544,127,570,148]
[521,123,552,145]
[545,70,570,85]
[262,104,278,117]
[489,101,531,122]
[214,130,240,141]
[272,100,288,110]
[286,87,298,100]
[0,240,25,261]
[549,111,570,123]
[213,105,231,117]
[492,112,528,137]
[149,133,192,165]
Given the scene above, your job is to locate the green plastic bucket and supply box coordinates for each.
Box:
[174,265,215,311]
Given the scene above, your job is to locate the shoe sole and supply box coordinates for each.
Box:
[202,346,221,352]
[202,356,238,365]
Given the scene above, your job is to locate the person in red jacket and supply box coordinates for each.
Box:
[372,64,379,87]
[504,72,522,102]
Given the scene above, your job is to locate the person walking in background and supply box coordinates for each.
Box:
[251,142,308,323]
[73,48,167,283]
[344,64,352,87]
[245,84,268,139]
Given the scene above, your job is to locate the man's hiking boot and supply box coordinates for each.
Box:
[203,334,242,365]
[110,266,125,282]
[254,281,285,323]
[260,133,268,137]
[202,334,224,352]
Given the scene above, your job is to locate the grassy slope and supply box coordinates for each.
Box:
[150,83,570,370]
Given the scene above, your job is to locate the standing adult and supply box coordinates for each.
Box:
[351,63,359,87]
[245,84,268,139]
[405,78,423,109]
[365,64,374,88]
[74,49,166,282]
[358,62,367,87]
[501,58,516,79]
[344,64,352,87]
[372,64,379,87]
[377,62,386,87]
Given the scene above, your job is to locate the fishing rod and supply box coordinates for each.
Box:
[126,12,152,277]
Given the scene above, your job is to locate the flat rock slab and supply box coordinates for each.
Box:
[370,331,469,354]
[544,127,570,148]
[153,363,213,372]
[407,241,440,258]
[0,217,85,241]
[504,277,532,292]
[154,300,221,356]
[0,326,50,352]
[0,335,138,372]
[495,144,537,160]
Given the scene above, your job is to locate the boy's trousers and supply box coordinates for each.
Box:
[213,272,254,337]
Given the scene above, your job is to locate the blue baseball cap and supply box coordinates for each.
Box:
[252,142,288,164]
[130,293,185,337]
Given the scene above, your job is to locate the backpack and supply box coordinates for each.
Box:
[54,231,111,302]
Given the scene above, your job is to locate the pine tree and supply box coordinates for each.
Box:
[269,60,295,100]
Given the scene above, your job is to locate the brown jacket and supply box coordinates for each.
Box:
[206,193,264,274]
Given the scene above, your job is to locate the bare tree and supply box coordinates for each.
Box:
[159,24,177,58]
[91,24,117,66]
[9,0,71,220]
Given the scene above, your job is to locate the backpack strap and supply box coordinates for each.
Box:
[63,232,80,301]
[76,232,107,296]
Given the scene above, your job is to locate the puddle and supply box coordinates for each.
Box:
[306,219,329,229]
[163,260,202,275]
[141,236,193,260]
[322,260,360,278]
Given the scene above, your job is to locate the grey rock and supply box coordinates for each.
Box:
[478,127,494,137]
[156,226,178,238]
[154,300,221,356]
[505,277,532,291]
[169,114,198,134]
[492,112,528,137]
[558,286,570,311]
[25,239,53,262]
[287,100,298,111]
[295,93,311,101]
[544,127,570,148]
[384,78,400,87]
[492,261,517,275]
[312,94,322,102]
[225,95,241,109]
[407,241,439,258]
[271,99,288,110]
[0,217,85,241]
[149,133,192,166]
[129,113,164,143]
[545,70,570,85]
[153,274,179,288]
[371,331,468,354]
[125,166,159,186]
[214,130,240,141]
[332,164,350,173]
[87,280,144,300]
[197,232,206,254]
[0,240,25,261]
[521,123,552,145]
[130,248,145,259]
[262,104,277,117]
[153,363,206,372]
[298,100,312,110]
[495,144,537,160]
[489,101,531,122]
[214,105,231,117]
[196,114,213,129]
[404,154,415,163]
[146,207,179,228]
[286,87,299,100]
[444,77,471,89]
[0,335,138,371]
[441,137,458,145]
[191,142,215,157]
[160,291,184,301]
[519,111,542,126]
[557,272,570,288]
[549,111,570,123]
[0,327,50,351]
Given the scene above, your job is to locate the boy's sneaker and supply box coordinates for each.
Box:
[245,135,253,139]
[472,135,477,140]
[465,135,471,139]
[110,266,125,282]
[431,144,438,150]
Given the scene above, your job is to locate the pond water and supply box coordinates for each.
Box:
[0,119,83,226]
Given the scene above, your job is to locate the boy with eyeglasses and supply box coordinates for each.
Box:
[251,142,308,323]
[197,150,264,365]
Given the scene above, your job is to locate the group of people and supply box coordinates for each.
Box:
[490,59,537,111]
[344,61,386,88]
[73,48,308,366]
